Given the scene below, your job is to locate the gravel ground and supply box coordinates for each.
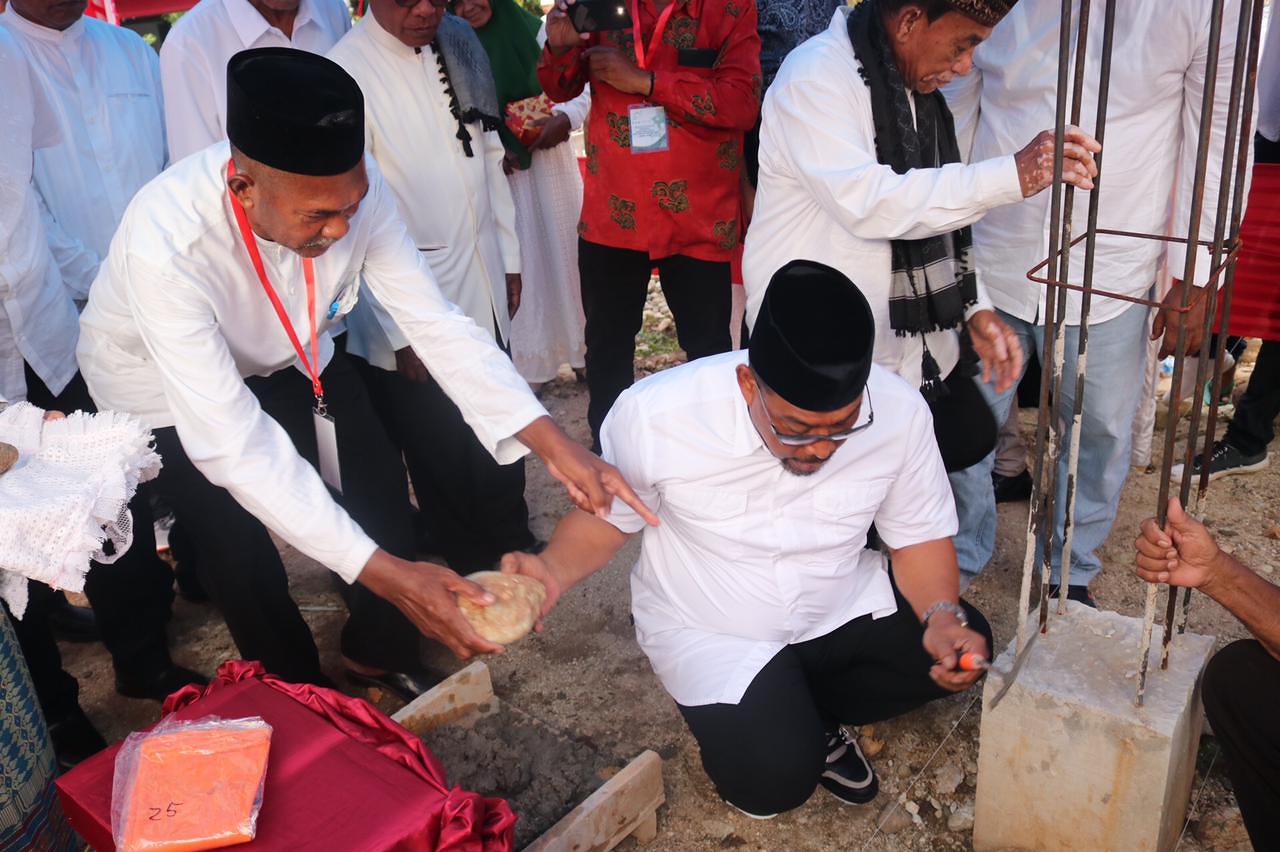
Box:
[61,296,1271,850]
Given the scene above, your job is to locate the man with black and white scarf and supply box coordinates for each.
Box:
[743,0,1098,530]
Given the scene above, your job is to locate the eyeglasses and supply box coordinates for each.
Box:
[760,388,874,447]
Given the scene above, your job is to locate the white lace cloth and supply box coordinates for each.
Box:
[0,402,161,618]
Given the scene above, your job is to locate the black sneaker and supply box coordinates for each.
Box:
[1172,441,1268,483]
[1047,583,1096,609]
[819,727,879,805]
[992,470,1033,503]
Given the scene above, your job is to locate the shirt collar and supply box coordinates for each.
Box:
[1,7,85,44]
[362,11,423,58]
[222,0,318,47]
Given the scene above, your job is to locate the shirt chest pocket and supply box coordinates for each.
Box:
[661,484,751,557]
[324,277,361,323]
[810,478,892,550]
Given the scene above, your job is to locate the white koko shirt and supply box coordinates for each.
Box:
[1,8,166,301]
[160,0,351,163]
[944,0,1247,327]
[77,143,548,583]
[0,26,79,401]
[328,16,519,363]
[600,351,957,707]
[743,8,1020,390]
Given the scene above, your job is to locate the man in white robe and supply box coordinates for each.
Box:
[329,0,535,573]
[1,0,204,729]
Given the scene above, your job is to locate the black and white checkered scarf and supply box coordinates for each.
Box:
[847,0,978,399]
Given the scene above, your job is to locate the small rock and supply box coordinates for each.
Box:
[947,801,975,832]
[933,763,965,796]
[904,800,920,816]
[861,737,885,758]
[1264,526,1280,541]
[1191,804,1250,850]
[720,835,747,849]
[1260,563,1275,575]
[876,802,913,834]
[701,819,732,839]
[656,317,674,333]
[964,759,978,774]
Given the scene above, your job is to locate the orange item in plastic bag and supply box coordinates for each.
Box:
[113,717,272,852]
[505,94,555,146]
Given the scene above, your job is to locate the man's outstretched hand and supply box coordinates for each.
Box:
[968,309,1023,393]
[1015,125,1101,197]
[518,416,659,526]
[358,549,504,660]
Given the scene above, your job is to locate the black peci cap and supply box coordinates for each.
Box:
[226,47,365,176]
[749,260,876,412]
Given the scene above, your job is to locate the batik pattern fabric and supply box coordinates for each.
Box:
[756,0,841,89]
[0,616,79,851]
[538,0,761,263]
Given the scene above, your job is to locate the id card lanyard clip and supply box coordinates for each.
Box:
[226,159,343,492]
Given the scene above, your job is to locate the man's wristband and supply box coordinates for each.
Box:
[921,601,968,629]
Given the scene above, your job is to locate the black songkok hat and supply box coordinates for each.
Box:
[945,0,1016,27]
[749,260,875,413]
[226,47,364,177]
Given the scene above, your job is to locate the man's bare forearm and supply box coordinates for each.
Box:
[888,538,962,622]
[1204,552,1280,662]
[541,509,632,592]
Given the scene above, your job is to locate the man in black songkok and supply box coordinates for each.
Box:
[497,259,993,818]
[75,47,656,703]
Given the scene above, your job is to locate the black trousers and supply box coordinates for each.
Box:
[147,350,423,683]
[678,586,991,817]
[351,354,534,574]
[9,364,175,719]
[578,239,733,447]
[1224,339,1279,457]
[1201,639,1280,850]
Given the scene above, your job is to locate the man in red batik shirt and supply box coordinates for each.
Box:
[539,0,761,450]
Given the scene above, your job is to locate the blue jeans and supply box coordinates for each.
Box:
[949,301,1150,587]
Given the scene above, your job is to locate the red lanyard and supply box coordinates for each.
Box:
[631,0,678,70]
[226,159,325,406]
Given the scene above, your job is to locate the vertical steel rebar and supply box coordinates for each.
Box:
[1180,0,1266,634]
[1056,0,1117,615]
[1138,0,1227,705]
[1161,0,1257,658]
[1037,0,1093,634]
[1016,0,1075,655]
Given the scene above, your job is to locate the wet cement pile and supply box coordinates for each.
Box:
[423,710,607,847]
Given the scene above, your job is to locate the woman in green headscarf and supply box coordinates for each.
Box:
[454,0,589,387]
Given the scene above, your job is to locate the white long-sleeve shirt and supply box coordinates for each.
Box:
[1258,3,1279,143]
[943,0,1247,327]
[328,16,520,366]
[77,143,548,582]
[1,8,165,301]
[601,352,956,707]
[160,0,351,163]
[0,26,79,401]
[743,8,1021,389]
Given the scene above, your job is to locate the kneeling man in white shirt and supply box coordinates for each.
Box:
[504,260,991,818]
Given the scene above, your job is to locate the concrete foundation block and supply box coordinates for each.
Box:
[973,601,1215,852]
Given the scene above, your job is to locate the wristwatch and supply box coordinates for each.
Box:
[921,601,969,629]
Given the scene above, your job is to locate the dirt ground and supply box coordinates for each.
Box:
[62,301,1274,851]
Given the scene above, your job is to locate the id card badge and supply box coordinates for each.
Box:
[314,408,343,494]
[629,104,670,154]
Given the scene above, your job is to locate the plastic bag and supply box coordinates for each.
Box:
[111,715,273,852]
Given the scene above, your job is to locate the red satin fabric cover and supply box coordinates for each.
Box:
[1221,163,1280,340]
[57,661,515,852]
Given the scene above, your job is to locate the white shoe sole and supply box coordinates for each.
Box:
[1172,453,1269,483]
